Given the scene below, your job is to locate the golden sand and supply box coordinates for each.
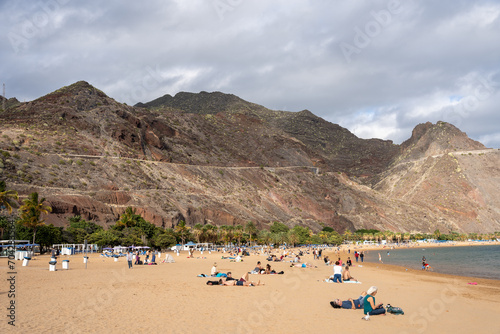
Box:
[1,244,499,334]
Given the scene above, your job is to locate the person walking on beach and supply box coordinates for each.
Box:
[355,251,359,262]
[126,251,133,269]
[378,253,383,263]
[360,252,364,263]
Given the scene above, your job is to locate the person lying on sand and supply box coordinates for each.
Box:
[221,279,262,286]
[330,291,367,309]
[290,263,315,268]
[206,272,264,286]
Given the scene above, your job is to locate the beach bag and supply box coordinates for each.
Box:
[386,305,404,315]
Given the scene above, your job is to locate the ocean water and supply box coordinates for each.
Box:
[361,244,500,280]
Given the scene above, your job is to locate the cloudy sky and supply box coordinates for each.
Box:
[1,0,499,147]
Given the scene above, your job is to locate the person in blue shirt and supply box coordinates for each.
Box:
[330,291,367,309]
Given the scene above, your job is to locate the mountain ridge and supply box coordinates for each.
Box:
[1,81,498,234]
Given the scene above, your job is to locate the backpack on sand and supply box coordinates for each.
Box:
[386,305,404,315]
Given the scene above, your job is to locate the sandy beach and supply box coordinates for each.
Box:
[2,245,500,334]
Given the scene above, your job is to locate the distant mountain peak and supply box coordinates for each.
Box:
[135,90,251,114]
[399,121,485,160]
[31,81,110,111]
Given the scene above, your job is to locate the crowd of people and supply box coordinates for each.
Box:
[126,250,158,268]
[119,243,393,320]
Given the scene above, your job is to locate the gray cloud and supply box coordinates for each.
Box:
[1,0,499,147]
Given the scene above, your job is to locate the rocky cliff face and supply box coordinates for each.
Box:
[1,81,499,233]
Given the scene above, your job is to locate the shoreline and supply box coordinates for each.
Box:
[331,241,500,281]
[357,261,500,284]
[340,240,500,252]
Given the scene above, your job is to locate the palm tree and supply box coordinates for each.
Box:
[19,192,52,250]
[343,230,352,243]
[116,207,140,228]
[318,231,328,244]
[245,221,257,245]
[192,223,204,243]
[395,232,402,244]
[204,224,217,244]
[174,220,190,245]
[403,232,411,243]
[384,230,394,244]
[224,226,235,245]
[0,181,19,213]
[374,232,384,244]
[258,230,271,246]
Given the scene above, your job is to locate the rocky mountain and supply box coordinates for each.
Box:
[0,81,499,233]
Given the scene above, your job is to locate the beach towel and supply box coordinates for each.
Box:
[324,279,361,284]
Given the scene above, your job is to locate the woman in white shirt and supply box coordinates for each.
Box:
[332,261,343,283]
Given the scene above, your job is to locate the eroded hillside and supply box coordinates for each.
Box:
[1,81,499,233]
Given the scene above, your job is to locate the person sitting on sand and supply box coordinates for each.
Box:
[362,286,386,320]
[332,261,343,283]
[346,257,352,267]
[252,261,263,274]
[324,256,330,265]
[330,291,367,309]
[342,266,357,282]
[225,272,237,281]
[211,263,218,276]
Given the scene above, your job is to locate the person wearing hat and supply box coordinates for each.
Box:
[211,262,218,276]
